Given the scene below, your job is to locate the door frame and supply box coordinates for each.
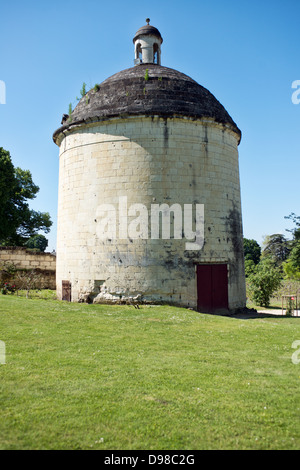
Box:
[196,263,229,313]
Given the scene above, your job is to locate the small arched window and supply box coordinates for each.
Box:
[153,43,159,64]
[136,43,142,61]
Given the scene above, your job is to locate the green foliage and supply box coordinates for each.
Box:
[25,234,48,252]
[243,238,261,264]
[0,148,16,241]
[0,261,17,294]
[76,83,89,102]
[68,103,73,122]
[283,252,300,281]
[288,241,300,268]
[94,84,100,92]
[0,260,17,277]
[283,213,300,280]
[248,259,282,307]
[285,212,300,237]
[80,82,87,97]
[262,234,290,267]
[75,82,92,104]
[0,147,52,246]
[144,68,149,81]
[285,296,296,316]
[244,259,256,277]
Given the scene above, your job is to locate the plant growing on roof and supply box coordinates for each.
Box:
[80,82,87,97]
[76,82,88,101]
[68,103,72,122]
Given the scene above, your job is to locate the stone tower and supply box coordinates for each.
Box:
[53,20,246,312]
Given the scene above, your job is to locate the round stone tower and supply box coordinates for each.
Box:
[53,20,246,312]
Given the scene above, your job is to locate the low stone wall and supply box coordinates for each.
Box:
[0,247,56,289]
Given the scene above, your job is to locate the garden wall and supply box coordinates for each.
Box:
[0,247,56,289]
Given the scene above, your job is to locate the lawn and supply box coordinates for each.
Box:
[0,294,299,450]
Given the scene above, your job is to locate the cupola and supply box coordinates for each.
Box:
[133,18,163,65]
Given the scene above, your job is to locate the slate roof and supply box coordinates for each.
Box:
[133,24,163,43]
[53,64,241,144]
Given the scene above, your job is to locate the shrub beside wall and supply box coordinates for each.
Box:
[0,247,56,290]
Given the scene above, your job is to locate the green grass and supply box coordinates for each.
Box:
[0,295,300,450]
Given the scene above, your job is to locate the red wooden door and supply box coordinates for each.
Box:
[196,265,212,312]
[197,264,228,312]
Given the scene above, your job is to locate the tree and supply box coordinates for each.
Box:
[283,259,300,281]
[25,234,48,252]
[244,259,256,277]
[288,242,300,268]
[248,259,282,307]
[243,238,261,264]
[0,147,52,246]
[283,242,300,280]
[283,213,300,280]
[261,234,290,266]
[285,212,300,238]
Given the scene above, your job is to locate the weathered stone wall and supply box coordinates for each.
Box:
[0,247,56,289]
[56,115,246,310]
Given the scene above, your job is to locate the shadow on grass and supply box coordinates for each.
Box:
[232,312,300,320]
[203,305,300,320]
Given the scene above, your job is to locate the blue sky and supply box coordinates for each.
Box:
[0,0,299,251]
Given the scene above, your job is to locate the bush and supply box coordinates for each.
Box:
[248,260,282,307]
[1,282,16,295]
[0,261,17,289]
[15,269,44,298]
